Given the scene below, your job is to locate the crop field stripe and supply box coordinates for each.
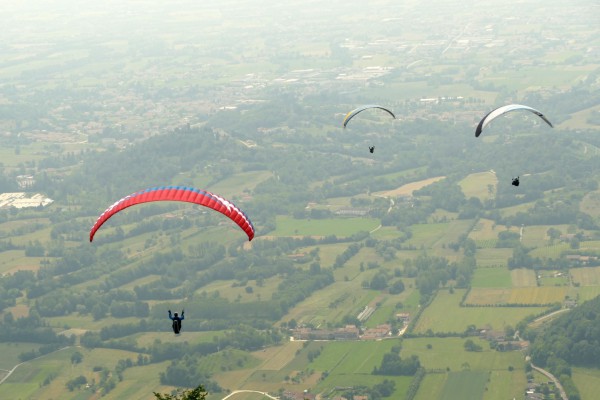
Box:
[440,370,488,400]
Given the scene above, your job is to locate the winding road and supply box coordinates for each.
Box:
[530,363,568,400]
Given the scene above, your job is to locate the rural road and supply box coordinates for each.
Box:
[369,197,394,234]
[530,363,569,400]
[221,389,279,400]
[531,308,570,325]
[0,346,71,385]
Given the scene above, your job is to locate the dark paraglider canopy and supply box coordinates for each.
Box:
[342,105,396,128]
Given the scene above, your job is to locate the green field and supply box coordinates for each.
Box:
[538,270,570,287]
[511,269,538,287]
[0,348,75,400]
[498,201,536,218]
[470,268,512,288]
[402,337,525,372]
[0,346,172,400]
[406,220,474,250]
[483,370,528,400]
[198,349,261,374]
[0,250,41,275]
[464,288,512,305]
[199,276,283,303]
[469,219,517,240]
[579,240,600,252]
[519,225,570,249]
[299,243,352,270]
[578,286,600,302]
[415,289,546,333]
[0,142,68,167]
[572,367,600,400]
[46,314,141,331]
[307,340,414,399]
[465,287,566,305]
[402,338,526,400]
[474,248,512,267]
[0,343,42,370]
[571,267,600,286]
[282,284,380,327]
[458,172,497,202]
[308,339,401,374]
[414,373,447,400]
[440,370,488,400]
[370,225,407,240]
[253,341,305,371]
[528,243,571,259]
[211,339,414,399]
[206,170,274,199]
[580,190,600,219]
[133,331,227,348]
[320,374,412,398]
[271,216,380,237]
[101,362,175,400]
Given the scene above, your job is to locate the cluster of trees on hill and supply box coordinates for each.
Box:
[0,312,73,350]
[79,324,281,389]
[403,255,476,304]
[0,231,337,323]
[528,296,600,400]
[372,346,421,376]
[159,355,222,393]
[531,301,600,362]
[23,116,596,238]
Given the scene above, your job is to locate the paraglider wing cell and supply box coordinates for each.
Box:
[475,104,553,137]
[89,186,255,242]
[342,105,396,128]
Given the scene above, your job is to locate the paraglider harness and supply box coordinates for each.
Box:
[169,310,184,334]
[512,177,520,187]
[369,146,375,154]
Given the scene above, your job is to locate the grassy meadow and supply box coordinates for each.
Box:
[470,268,512,288]
[571,266,600,286]
[414,289,546,333]
[0,346,176,400]
[572,367,600,400]
[439,370,488,400]
[510,269,538,287]
[465,287,566,306]
[373,176,446,198]
[405,338,526,400]
[458,171,497,202]
[474,248,513,267]
[271,216,380,237]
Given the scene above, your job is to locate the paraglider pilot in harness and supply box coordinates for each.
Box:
[512,177,520,187]
[169,310,184,334]
[369,146,375,154]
